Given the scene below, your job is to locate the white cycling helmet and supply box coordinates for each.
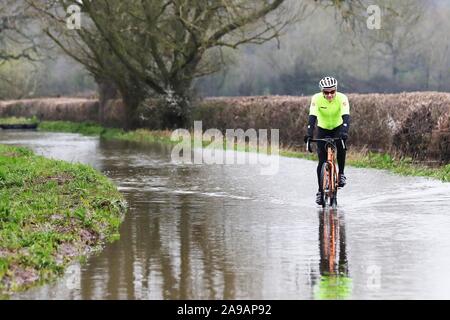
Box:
[319,76,338,90]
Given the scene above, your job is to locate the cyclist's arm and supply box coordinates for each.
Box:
[307,96,318,136]
[340,95,350,134]
[307,115,317,136]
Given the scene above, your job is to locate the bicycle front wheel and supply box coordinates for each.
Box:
[320,162,331,208]
[329,164,338,208]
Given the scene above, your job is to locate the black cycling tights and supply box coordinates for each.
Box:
[316,126,346,192]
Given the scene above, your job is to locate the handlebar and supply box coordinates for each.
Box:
[306,137,347,153]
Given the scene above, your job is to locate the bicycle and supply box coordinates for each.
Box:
[306,137,346,209]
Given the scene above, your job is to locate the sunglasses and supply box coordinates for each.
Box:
[323,90,336,95]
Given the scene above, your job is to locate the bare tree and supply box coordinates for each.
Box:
[28,0,380,128]
[362,0,425,83]
[197,0,450,95]
[0,0,49,99]
[417,1,450,91]
[29,0,332,129]
[0,0,42,63]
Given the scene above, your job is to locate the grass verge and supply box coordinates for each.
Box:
[0,144,127,297]
[0,116,38,125]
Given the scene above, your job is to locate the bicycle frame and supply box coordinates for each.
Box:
[325,142,338,195]
[307,138,346,208]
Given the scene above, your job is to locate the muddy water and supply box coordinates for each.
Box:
[1,130,450,300]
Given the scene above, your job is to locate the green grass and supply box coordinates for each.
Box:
[38,121,175,144]
[0,144,127,297]
[0,116,38,125]
[38,121,108,136]
[20,118,450,182]
[348,151,450,182]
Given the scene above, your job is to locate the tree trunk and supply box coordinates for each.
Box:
[121,90,142,131]
[117,76,148,131]
[392,52,399,84]
[161,79,194,129]
[425,63,430,90]
[97,78,118,125]
[160,93,191,129]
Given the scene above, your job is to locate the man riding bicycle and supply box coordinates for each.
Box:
[304,76,350,206]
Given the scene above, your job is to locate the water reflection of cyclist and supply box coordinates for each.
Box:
[314,210,352,300]
[304,77,350,206]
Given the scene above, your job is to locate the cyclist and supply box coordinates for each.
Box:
[304,76,350,206]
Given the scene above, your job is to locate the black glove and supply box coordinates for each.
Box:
[340,116,350,141]
[304,135,312,144]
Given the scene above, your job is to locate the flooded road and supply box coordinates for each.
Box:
[2,130,450,299]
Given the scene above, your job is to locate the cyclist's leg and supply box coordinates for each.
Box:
[329,126,344,171]
[336,140,346,175]
[316,143,327,205]
[317,146,327,192]
[333,125,347,186]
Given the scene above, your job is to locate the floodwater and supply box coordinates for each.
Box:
[1,130,450,300]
